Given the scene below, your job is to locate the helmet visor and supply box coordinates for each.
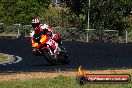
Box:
[32,23,40,28]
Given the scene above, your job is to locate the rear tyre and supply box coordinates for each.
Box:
[58,45,70,65]
[61,53,69,65]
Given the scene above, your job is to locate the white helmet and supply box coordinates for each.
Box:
[31,18,40,28]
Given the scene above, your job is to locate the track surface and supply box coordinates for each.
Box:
[0,38,132,72]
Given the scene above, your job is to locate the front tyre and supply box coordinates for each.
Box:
[41,49,57,65]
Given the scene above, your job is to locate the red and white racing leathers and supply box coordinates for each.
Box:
[30,24,60,56]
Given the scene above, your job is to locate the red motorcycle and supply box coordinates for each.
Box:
[31,33,69,65]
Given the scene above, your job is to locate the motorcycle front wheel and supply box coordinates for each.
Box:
[41,49,57,65]
[41,46,69,65]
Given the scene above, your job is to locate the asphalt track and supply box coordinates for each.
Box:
[0,37,132,72]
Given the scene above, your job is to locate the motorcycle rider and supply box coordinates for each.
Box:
[31,18,61,56]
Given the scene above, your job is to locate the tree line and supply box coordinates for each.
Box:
[0,0,132,31]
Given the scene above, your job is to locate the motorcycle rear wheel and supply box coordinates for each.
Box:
[57,45,69,64]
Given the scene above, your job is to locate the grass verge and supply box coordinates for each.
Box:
[0,75,131,88]
[0,53,8,62]
[0,69,132,88]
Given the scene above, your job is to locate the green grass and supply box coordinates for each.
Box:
[0,53,8,62]
[0,75,131,88]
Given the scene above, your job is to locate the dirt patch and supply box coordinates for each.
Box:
[0,71,76,82]
[0,69,132,82]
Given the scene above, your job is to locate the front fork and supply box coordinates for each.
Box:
[47,45,54,56]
